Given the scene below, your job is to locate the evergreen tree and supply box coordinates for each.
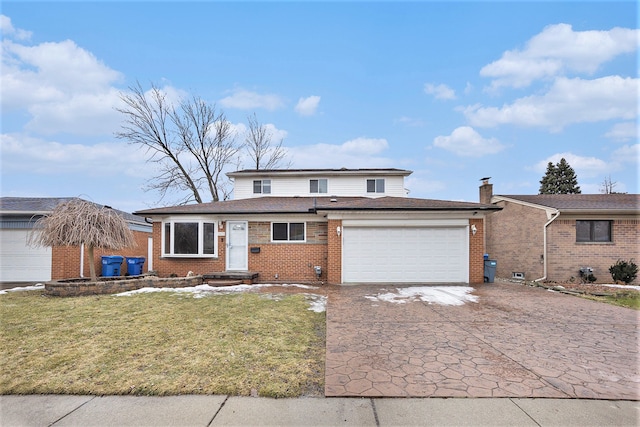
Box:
[539,158,581,194]
[539,162,558,194]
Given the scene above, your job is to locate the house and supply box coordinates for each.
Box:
[480,180,640,283]
[0,197,152,282]
[135,169,500,285]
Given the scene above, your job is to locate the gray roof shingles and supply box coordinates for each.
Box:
[497,194,640,212]
[0,197,147,224]
[134,196,499,216]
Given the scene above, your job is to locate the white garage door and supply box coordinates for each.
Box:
[342,226,468,283]
[0,230,52,282]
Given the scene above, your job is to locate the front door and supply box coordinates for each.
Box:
[226,221,248,271]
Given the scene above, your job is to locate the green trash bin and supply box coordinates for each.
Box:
[484,260,497,283]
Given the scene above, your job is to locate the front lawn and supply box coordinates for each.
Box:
[0,290,325,397]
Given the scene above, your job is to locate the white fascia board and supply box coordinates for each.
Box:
[324,211,479,221]
[342,218,469,227]
[491,196,559,220]
[228,169,412,178]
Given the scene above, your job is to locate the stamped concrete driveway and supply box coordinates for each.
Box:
[325,283,639,399]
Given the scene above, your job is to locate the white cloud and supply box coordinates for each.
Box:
[463,76,638,131]
[394,116,425,127]
[532,152,608,179]
[481,24,639,89]
[0,133,149,178]
[433,126,505,157]
[219,88,285,111]
[611,144,639,166]
[604,121,638,142]
[0,15,32,40]
[1,33,125,135]
[294,95,320,116]
[286,137,392,169]
[424,83,456,100]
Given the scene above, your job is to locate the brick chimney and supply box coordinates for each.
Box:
[479,177,493,204]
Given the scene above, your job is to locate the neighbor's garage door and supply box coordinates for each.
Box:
[342,226,468,283]
[0,229,52,282]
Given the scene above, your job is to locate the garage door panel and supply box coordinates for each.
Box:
[342,226,467,283]
[0,230,52,282]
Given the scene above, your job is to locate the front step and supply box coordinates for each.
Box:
[203,271,259,285]
[206,279,244,287]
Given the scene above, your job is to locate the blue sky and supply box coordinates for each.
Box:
[1,1,638,213]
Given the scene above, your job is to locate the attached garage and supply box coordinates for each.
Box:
[0,229,52,282]
[342,220,469,284]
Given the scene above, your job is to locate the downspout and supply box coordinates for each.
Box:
[80,243,85,278]
[534,210,560,282]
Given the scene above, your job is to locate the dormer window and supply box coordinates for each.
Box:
[253,179,271,194]
[310,179,328,194]
[366,178,385,194]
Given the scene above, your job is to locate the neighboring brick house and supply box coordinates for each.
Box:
[135,169,500,285]
[0,197,152,282]
[480,180,640,283]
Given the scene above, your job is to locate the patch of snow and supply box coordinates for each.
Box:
[0,283,45,295]
[602,284,640,291]
[279,283,319,290]
[365,286,478,306]
[306,295,327,313]
[113,283,326,312]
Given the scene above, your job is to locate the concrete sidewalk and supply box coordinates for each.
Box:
[1,395,638,426]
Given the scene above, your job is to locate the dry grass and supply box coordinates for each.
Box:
[0,290,325,397]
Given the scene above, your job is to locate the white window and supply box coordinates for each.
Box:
[253,179,271,194]
[310,179,328,194]
[272,222,306,242]
[366,178,385,193]
[163,219,217,257]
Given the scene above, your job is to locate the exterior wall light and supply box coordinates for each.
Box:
[336,226,341,236]
[470,224,477,235]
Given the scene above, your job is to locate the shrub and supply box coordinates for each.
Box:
[609,259,638,285]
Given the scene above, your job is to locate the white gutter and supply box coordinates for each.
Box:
[534,210,560,282]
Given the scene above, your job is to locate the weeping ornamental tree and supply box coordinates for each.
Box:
[28,199,135,281]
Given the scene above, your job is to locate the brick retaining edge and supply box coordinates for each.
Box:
[44,275,204,297]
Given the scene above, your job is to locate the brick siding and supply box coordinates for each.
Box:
[469,218,485,284]
[51,229,151,280]
[547,218,640,283]
[485,200,640,283]
[147,218,487,285]
[485,200,547,281]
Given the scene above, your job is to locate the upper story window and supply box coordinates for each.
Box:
[310,179,328,194]
[366,178,385,194]
[272,222,306,242]
[253,179,271,194]
[576,220,612,243]
[163,219,217,257]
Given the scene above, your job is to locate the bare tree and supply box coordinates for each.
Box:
[116,82,240,204]
[599,175,626,194]
[244,113,290,170]
[28,199,135,281]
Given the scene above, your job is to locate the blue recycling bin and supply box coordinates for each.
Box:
[126,257,146,276]
[484,259,497,283]
[101,255,124,277]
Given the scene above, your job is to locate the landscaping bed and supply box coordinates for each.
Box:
[45,275,204,297]
[520,279,640,309]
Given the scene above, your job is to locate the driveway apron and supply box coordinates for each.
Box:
[325,283,639,399]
